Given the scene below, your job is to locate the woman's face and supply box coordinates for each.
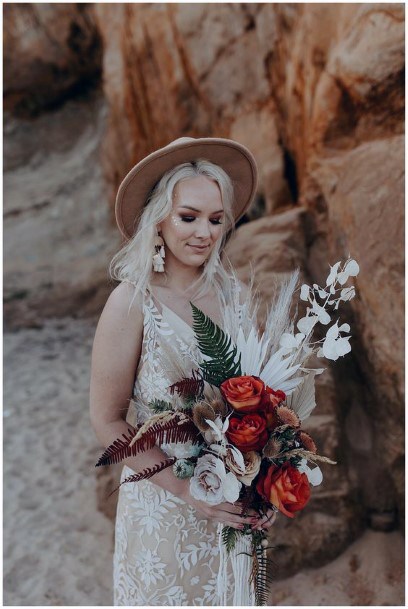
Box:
[157,175,225,268]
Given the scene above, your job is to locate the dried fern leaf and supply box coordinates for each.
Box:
[127,417,202,457]
[95,426,140,467]
[109,457,177,495]
[169,368,205,399]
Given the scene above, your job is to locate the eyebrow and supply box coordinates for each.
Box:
[178,205,224,214]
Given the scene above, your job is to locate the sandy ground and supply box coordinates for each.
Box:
[3,317,405,606]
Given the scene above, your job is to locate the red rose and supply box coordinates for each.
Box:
[256,462,310,518]
[260,386,286,430]
[220,375,265,414]
[226,414,268,451]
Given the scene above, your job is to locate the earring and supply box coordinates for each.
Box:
[153,231,165,272]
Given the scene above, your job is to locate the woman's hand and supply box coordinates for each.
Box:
[179,480,279,530]
[250,506,278,531]
[180,483,259,529]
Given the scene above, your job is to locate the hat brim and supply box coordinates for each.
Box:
[115,137,258,240]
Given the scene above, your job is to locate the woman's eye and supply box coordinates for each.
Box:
[181,216,223,225]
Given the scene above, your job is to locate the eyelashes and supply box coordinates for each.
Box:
[181,216,223,225]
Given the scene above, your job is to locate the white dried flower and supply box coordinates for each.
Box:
[237,451,262,486]
[321,320,351,360]
[161,440,203,459]
[189,454,241,505]
[297,458,323,486]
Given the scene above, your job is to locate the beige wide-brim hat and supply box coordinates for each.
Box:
[115,136,258,240]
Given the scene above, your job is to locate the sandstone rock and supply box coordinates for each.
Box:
[92,3,279,212]
[230,104,292,215]
[264,3,404,530]
[4,4,102,117]
[3,92,118,329]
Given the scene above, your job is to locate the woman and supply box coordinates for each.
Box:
[90,137,277,606]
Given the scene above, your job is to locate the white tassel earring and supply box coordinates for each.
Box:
[153,231,165,272]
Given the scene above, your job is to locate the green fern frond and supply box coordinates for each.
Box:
[148,398,174,413]
[190,302,242,386]
[221,525,239,554]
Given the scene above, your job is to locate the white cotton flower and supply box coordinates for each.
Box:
[298,458,323,486]
[189,454,242,505]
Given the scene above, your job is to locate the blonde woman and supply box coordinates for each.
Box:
[90,137,277,605]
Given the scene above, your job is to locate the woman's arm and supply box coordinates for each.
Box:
[89,282,258,529]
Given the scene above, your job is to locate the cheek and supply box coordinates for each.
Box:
[212,225,224,241]
[166,216,191,240]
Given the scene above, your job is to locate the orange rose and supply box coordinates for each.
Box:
[256,462,310,518]
[220,375,265,413]
[226,414,268,451]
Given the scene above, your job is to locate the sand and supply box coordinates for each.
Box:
[3,317,404,606]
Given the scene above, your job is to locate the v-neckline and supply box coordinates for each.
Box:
[146,286,222,335]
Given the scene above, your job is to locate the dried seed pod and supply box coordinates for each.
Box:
[262,436,283,458]
[192,401,216,432]
[210,398,228,418]
[173,459,195,479]
[276,405,301,428]
[297,430,317,454]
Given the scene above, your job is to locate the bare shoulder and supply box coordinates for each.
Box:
[104,281,144,316]
[93,281,144,351]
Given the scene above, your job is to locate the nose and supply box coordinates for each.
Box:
[194,218,212,239]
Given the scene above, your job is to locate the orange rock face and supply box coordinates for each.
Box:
[4,4,102,117]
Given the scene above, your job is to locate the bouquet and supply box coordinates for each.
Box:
[96,257,359,605]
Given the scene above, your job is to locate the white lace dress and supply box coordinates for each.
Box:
[113,285,240,606]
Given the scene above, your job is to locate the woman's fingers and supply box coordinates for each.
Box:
[213,507,258,527]
[252,508,278,530]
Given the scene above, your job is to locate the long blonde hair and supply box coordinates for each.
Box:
[109,159,241,306]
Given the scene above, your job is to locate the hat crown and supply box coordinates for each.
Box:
[165,136,195,149]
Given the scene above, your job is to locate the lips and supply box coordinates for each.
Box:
[188,244,209,251]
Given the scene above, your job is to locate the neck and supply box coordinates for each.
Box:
[153,255,205,293]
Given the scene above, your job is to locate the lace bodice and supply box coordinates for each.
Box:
[126,284,232,427]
